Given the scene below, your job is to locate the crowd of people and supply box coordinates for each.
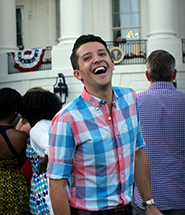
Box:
[0,34,184,215]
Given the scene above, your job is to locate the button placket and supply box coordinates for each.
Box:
[108,116,111,121]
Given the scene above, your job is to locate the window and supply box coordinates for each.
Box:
[112,0,140,40]
[16,7,24,50]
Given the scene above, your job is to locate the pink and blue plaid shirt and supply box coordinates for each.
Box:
[47,86,145,211]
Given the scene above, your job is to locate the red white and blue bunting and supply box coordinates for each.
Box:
[12,47,46,72]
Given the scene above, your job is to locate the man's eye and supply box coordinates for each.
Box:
[99,52,106,56]
[84,56,90,61]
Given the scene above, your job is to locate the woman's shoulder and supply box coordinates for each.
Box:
[9,129,28,148]
[3,128,28,158]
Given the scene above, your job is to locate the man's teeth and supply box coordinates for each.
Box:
[94,67,105,74]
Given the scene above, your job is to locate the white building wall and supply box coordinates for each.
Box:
[16,0,57,49]
[83,0,112,41]
[13,0,185,49]
[0,0,184,103]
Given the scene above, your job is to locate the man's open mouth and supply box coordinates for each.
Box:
[93,66,106,75]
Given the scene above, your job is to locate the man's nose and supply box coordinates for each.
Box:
[93,54,102,63]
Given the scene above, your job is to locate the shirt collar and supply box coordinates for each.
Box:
[81,87,118,110]
[149,81,176,91]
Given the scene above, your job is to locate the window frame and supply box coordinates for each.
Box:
[111,0,141,40]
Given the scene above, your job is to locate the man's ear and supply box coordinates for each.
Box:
[73,69,83,81]
[145,71,151,82]
[173,69,177,80]
[112,59,115,71]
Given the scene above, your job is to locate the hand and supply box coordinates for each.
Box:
[145,205,164,215]
[37,161,47,176]
[36,154,48,176]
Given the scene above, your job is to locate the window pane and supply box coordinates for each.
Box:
[112,14,120,27]
[16,8,24,49]
[112,0,120,13]
[131,0,139,12]
[131,12,140,26]
[120,14,131,27]
[113,29,122,40]
[120,29,129,39]
[125,29,140,39]
[121,0,130,13]
[16,21,22,34]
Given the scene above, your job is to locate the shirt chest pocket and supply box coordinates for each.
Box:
[120,120,138,144]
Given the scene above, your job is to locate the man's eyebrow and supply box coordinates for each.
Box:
[99,48,106,50]
[81,52,91,58]
[98,48,107,52]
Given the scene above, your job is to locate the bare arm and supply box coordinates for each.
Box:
[37,154,48,175]
[16,119,31,134]
[49,178,70,215]
[17,131,28,167]
[134,148,163,215]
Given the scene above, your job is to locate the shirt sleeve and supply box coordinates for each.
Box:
[30,122,49,156]
[46,112,76,180]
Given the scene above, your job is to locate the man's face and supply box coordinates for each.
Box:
[73,42,114,95]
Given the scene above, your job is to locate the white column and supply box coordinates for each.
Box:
[0,0,18,53]
[147,0,183,64]
[58,0,83,44]
[148,0,176,39]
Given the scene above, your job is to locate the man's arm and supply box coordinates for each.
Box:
[37,154,48,175]
[134,147,163,215]
[49,178,70,215]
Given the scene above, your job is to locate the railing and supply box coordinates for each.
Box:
[7,40,147,74]
[106,40,147,65]
[182,39,185,63]
[7,46,52,74]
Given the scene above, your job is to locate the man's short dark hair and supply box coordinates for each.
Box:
[146,50,176,82]
[70,34,111,70]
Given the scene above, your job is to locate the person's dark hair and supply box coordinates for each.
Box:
[70,34,112,70]
[19,90,62,125]
[0,88,22,120]
[146,50,176,82]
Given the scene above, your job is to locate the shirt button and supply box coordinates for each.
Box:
[108,116,111,120]
[119,155,121,158]
[121,175,123,177]
[96,107,99,110]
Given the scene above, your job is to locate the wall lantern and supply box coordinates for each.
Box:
[53,73,68,105]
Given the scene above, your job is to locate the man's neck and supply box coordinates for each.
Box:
[85,86,113,115]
